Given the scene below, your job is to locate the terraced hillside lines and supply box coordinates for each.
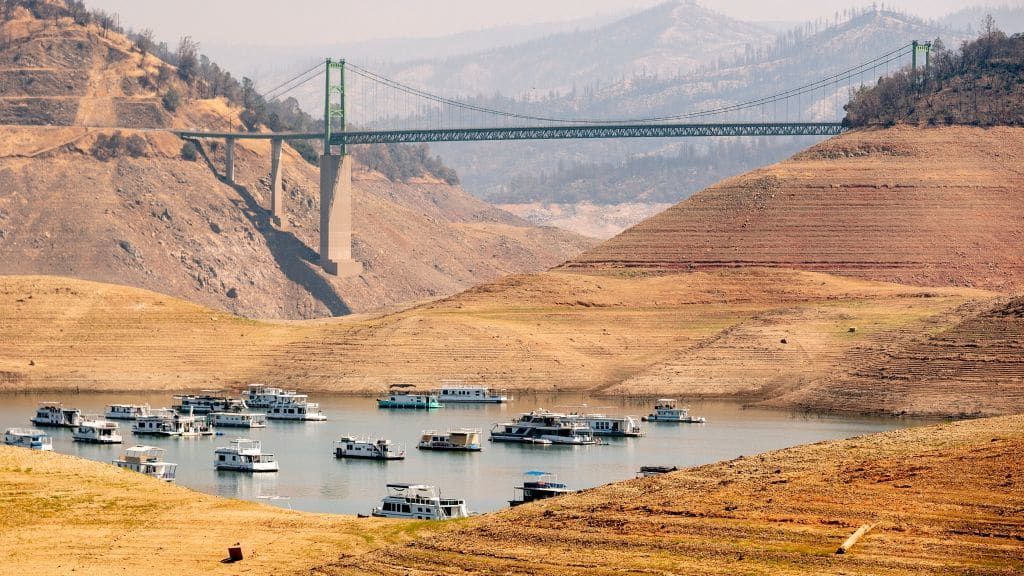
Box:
[264,269,987,395]
[566,126,1024,292]
[777,296,1024,417]
[0,276,311,392]
[0,271,995,407]
[323,416,1024,576]
[0,446,439,576]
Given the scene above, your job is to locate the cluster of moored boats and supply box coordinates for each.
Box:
[3,384,704,520]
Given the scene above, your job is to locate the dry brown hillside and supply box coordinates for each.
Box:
[6,272,1024,418]
[566,126,1024,292]
[0,11,594,319]
[323,415,1024,576]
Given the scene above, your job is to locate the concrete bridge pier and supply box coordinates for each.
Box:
[225,137,236,183]
[269,138,284,227]
[319,153,363,277]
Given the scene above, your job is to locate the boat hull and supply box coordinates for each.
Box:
[377,401,441,409]
[334,449,404,460]
[72,436,123,444]
[215,464,279,472]
[417,444,482,451]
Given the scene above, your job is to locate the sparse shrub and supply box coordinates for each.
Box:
[180,141,198,161]
[91,131,148,160]
[161,88,180,112]
[124,135,148,157]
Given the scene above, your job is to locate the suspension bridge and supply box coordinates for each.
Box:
[178,41,930,277]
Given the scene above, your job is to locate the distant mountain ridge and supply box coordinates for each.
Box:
[378,1,773,98]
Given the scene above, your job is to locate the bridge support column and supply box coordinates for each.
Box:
[319,153,363,277]
[270,138,284,227]
[225,137,236,183]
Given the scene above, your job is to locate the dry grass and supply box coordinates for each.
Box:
[0,446,439,576]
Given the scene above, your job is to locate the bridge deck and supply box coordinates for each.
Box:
[176,122,846,145]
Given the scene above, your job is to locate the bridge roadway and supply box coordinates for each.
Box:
[176,121,846,145]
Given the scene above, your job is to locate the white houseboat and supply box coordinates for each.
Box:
[642,399,706,423]
[568,413,645,437]
[242,384,286,408]
[210,411,267,428]
[509,471,574,506]
[72,419,123,444]
[173,392,247,414]
[371,483,471,520]
[334,436,405,460]
[489,410,599,445]
[113,445,177,481]
[3,428,53,451]
[214,439,279,472]
[435,383,508,404]
[104,404,152,420]
[30,402,84,428]
[132,411,213,437]
[417,429,482,451]
[377,392,442,409]
[266,393,326,421]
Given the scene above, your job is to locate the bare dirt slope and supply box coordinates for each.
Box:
[8,272,1024,418]
[0,445,438,576]
[0,12,594,319]
[566,126,1024,292]
[4,415,1019,576]
[324,415,1024,576]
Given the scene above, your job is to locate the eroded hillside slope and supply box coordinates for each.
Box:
[0,10,593,319]
[566,126,1024,292]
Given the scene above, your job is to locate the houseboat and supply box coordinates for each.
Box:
[377,391,442,409]
[242,384,286,408]
[642,399,706,423]
[435,383,508,404]
[112,445,177,481]
[30,402,84,428]
[210,411,267,428]
[214,439,279,472]
[132,411,213,437]
[568,413,644,437]
[266,393,326,421]
[417,429,482,451]
[371,483,471,520]
[3,428,53,451]
[489,410,599,445]
[334,436,405,460]
[172,392,247,414]
[509,471,574,506]
[104,404,152,420]
[72,419,123,444]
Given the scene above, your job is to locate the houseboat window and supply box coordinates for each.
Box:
[219,455,225,461]
[401,504,411,513]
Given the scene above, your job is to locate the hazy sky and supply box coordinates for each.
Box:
[83,0,1001,47]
